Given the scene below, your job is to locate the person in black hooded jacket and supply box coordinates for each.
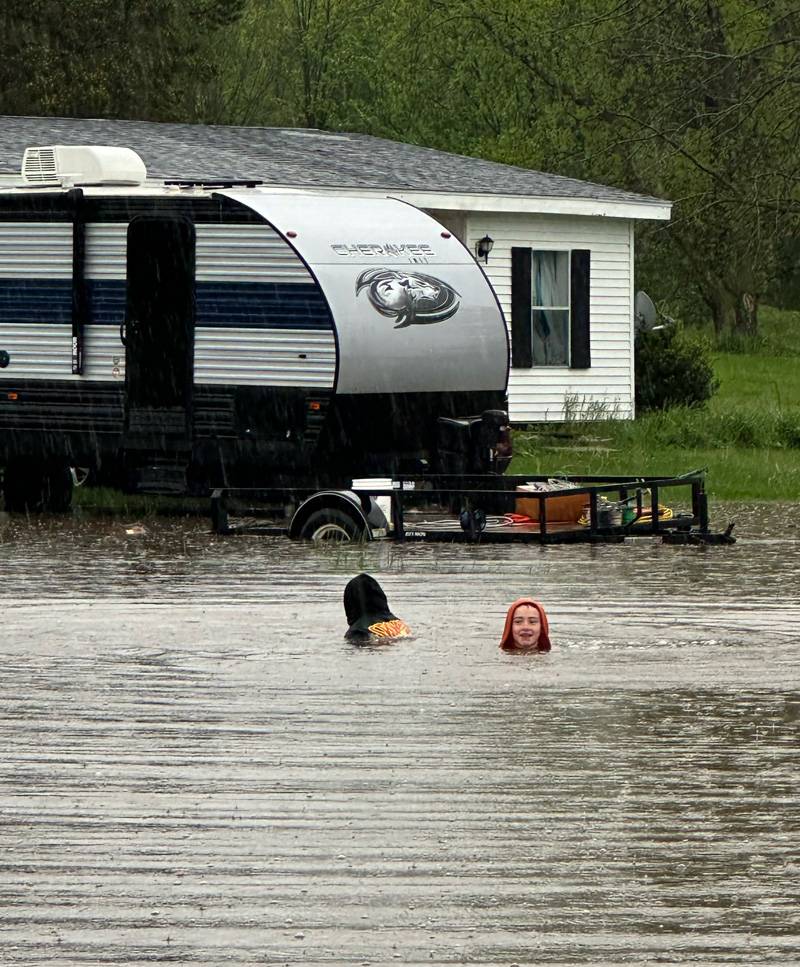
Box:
[343,573,412,641]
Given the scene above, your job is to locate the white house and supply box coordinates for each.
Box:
[0,115,670,424]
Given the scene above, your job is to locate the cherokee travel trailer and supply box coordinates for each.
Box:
[0,145,510,511]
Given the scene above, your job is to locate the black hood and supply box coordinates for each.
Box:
[344,573,397,634]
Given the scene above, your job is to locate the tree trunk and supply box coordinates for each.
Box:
[734,291,759,337]
[703,281,759,339]
[704,286,735,338]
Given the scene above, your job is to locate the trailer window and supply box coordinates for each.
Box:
[510,247,591,370]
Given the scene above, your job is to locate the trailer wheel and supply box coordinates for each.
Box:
[299,507,365,543]
[2,463,73,513]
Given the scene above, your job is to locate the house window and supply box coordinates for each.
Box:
[532,250,570,365]
[511,247,591,369]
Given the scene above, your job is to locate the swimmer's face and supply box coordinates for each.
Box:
[377,275,438,308]
[511,605,541,648]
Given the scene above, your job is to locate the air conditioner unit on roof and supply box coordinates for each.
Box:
[22,145,147,186]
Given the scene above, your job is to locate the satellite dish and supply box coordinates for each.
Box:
[635,290,658,332]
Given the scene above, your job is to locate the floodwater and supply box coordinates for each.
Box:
[1,503,798,966]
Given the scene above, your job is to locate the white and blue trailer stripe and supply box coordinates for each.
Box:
[0,222,337,388]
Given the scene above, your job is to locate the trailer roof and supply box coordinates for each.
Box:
[0,115,669,218]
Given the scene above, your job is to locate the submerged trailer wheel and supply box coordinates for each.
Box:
[2,462,73,513]
[299,507,365,543]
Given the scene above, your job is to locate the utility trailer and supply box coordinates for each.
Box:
[209,470,736,545]
[0,145,510,512]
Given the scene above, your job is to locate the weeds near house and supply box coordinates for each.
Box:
[562,394,622,423]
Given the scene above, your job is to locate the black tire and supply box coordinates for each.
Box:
[2,462,73,513]
[299,507,365,543]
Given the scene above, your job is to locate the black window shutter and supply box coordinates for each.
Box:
[570,249,591,368]
[511,247,532,368]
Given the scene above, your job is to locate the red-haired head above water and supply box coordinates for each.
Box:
[499,598,551,652]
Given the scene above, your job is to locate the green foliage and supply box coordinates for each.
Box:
[345,0,800,339]
[218,0,387,128]
[0,0,246,121]
[635,325,719,412]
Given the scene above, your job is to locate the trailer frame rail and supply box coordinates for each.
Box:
[209,470,735,545]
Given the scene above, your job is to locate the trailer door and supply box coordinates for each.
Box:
[124,216,195,452]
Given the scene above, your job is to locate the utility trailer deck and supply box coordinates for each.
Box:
[209,471,736,545]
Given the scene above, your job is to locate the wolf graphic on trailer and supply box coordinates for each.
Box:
[0,145,510,511]
[355,268,461,328]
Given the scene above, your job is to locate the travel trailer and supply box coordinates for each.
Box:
[0,146,510,511]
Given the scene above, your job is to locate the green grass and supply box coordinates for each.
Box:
[695,305,800,357]
[510,442,800,500]
[72,486,207,517]
[712,354,800,410]
[759,305,800,356]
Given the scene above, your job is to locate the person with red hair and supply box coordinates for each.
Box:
[499,598,552,652]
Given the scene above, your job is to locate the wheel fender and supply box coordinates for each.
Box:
[288,490,372,540]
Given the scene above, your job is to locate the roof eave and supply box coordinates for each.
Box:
[241,182,672,220]
[359,187,671,220]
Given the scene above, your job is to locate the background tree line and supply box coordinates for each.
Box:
[2,0,799,337]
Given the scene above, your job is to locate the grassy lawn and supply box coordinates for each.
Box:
[712,354,800,410]
[511,308,800,501]
[510,443,800,501]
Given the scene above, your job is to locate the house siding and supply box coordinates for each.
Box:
[466,212,633,423]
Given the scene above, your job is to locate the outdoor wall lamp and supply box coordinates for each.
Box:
[475,234,494,263]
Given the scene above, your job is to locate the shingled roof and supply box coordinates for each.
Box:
[0,115,668,209]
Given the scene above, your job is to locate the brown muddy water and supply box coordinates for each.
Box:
[1,503,798,966]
